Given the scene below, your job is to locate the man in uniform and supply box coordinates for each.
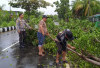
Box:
[16,13,32,48]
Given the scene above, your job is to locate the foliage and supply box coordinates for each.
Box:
[26,17,100,68]
[0,4,5,10]
[26,29,38,46]
[72,0,100,18]
[0,10,21,27]
[54,0,70,20]
[8,21,16,26]
[9,0,52,16]
[0,18,3,27]
[52,15,59,22]
[0,11,10,23]
[1,21,8,27]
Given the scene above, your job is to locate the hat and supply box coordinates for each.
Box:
[42,15,48,19]
[65,29,74,40]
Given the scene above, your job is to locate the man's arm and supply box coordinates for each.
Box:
[45,23,49,36]
[39,24,44,36]
[16,20,20,33]
[25,23,31,29]
[67,44,76,50]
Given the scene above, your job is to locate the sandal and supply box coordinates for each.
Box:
[42,52,45,54]
[63,60,68,63]
[39,54,45,56]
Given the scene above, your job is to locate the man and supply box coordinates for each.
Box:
[55,29,75,64]
[37,15,49,56]
[16,13,32,48]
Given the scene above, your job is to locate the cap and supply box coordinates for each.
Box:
[42,15,48,19]
[65,29,74,40]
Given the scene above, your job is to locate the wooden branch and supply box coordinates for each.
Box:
[45,33,100,66]
[88,56,100,62]
[95,38,100,43]
[81,50,100,62]
[67,47,100,66]
[82,55,100,66]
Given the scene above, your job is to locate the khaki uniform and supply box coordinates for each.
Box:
[16,18,30,31]
[16,18,30,48]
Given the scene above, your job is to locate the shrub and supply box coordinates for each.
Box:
[1,21,8,27]
[8,21,16,26]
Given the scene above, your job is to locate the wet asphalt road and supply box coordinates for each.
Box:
[0,30,69,68]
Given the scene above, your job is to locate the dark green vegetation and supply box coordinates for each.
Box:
[72,0,100,17]
[0,10,17,27]
[25,16,100,68]
[54,0,70,20]
[54,0,100,20]
[9,0,52,18]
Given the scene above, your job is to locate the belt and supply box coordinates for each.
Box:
[20,29,25,31]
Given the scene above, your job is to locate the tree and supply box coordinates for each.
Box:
[54,0,70,20]
[0,4,5,11]
[9,0,51,16]
[72,0,100,18]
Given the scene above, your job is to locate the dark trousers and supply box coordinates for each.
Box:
[19,31,26,47]
[56,42,66,55]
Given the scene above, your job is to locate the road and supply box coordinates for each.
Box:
[0,30,70,68]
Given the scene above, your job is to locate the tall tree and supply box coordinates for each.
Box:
[72,0,100,18]
[9,0,51,16]
[54,0,70,20]
[0,4,5,11]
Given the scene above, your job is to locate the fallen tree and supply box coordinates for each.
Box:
[67,47,100,66]
[48,35,100,66]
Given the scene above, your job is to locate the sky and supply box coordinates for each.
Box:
[0,0,75,15]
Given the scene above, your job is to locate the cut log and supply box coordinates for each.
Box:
[67,47,100,66]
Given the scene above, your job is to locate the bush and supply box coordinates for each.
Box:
[25,16,100,68]
[1,21,8,27]
[8,21,16,26]
[0,19,3,27]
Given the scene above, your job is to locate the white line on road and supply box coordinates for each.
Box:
[2,41,19,52]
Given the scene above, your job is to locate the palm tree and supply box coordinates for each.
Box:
[72,0,100,18]
[72,0,84,17]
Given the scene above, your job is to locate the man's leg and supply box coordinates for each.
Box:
[41,36,45,53]
[37,32,44,56]
[23,31,27,47]
[56,42,62,63]
[19,31,24,48]
[21,31,24,47]
[62,45,68,63]
[38,45,43,55]
[56,53,60,63]
[41,46,44,53]
[62,51,66,61]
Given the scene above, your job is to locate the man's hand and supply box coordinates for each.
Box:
[71,47,76,50]
[18,30,20,33]
[54,39,59,42]
[46,32,49,36]
[42,32,45,36]
[29,27,33,30]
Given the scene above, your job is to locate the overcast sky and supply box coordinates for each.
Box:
[0,0,75,15]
